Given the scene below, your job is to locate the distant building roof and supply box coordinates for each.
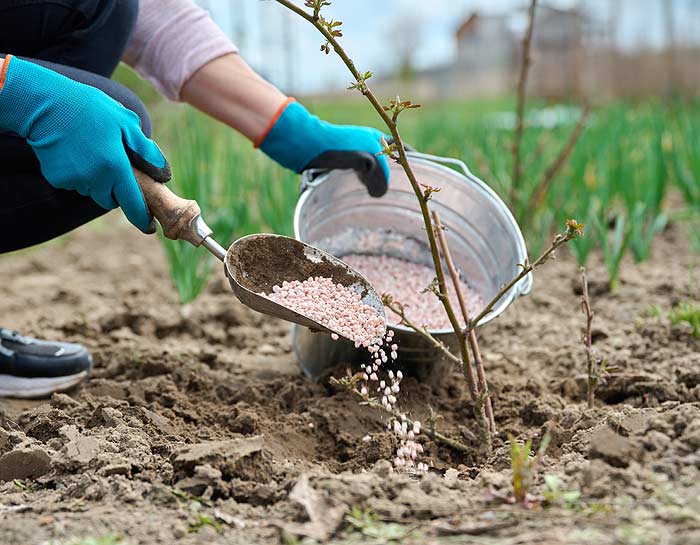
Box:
[455,13,511,43]
[455,3,586,52]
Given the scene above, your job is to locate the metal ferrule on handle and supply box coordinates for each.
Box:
[197,217,227,261]
[133,168,227,262]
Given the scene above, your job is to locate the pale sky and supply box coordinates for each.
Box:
[198,0,700,94]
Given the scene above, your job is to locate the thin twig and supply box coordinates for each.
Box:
[432,211,496,435]
[522,132,550,174]
[580,267,595,408]
[384,299,462,367]
[529,106,591,211]
[511,0,538,208]
[468,222,582,330]
[425,224,481,414]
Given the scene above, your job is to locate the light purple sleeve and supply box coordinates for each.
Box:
[122,0,238,101]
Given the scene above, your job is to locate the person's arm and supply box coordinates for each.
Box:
[0,57,6,88]
[178,52,389,196]
[125,0,390,196]
[122,0,286,139]
[180,53,287,143]
[0,55,170,232]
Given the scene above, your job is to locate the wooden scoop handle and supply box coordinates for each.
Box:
[134,168,205,246]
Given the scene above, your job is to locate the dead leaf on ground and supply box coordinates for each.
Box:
[278,473,347,541]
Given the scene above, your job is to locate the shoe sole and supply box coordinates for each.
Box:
[0,371,88,399]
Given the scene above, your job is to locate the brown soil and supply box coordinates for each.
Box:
[1,218,699,545]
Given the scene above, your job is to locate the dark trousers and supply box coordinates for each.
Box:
[0,0,151,254]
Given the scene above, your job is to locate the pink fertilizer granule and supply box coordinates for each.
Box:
[342,254,484,330]
[263,276,386,347]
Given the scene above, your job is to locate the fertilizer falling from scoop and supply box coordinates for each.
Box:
[263,275,427,472]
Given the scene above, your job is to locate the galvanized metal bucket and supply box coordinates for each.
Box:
[291,151,532,383]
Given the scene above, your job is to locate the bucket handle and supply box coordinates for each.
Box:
[405,151,476,180]
[301,151,475,190]
[299,168,328,195]
[301,152,475,194]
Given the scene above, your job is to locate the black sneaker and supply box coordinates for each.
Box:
[0,328,92,398]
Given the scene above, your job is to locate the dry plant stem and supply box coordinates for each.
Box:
[384,298,491,441]
[432,210,496,435]
[384,300,462,367]
[275,0,491,439]
[530,106,591,211]
[580,267,595,408]
[425,229,488,434]
[511,0,538,206]
[522,133,550,174]
[468,231,575,330]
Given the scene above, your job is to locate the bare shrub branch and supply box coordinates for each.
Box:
[511,0,538,206]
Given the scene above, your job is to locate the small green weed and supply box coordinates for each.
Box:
[646,304,663,318]
[280,533,302,545]
[188,513,222,534]
[543,475,582,509]
[343,507,417,543]
[649,271,700,338]
[12,479,29,491]
[170,486,211,507]
[669,299,700,337]
[592,210,631,293]
[510,432,551,506]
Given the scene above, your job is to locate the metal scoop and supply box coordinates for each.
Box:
[135,170,386,335]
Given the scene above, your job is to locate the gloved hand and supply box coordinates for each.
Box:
[257,99,390,197]
[0,55,170,232]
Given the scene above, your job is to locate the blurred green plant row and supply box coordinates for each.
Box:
[155,105,298,302]
[407,100,700,293]
[148,85,699,302]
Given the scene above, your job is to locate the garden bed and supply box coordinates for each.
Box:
[1,218,699,545]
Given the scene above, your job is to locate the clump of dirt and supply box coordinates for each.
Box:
[1,218,699,545]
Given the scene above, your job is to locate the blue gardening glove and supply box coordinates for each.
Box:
[0,55,170,232]
[258,99,390,197]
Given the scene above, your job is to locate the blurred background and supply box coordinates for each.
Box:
[113,0,700,302]
[203,0,700,99]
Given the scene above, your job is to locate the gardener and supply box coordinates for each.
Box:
[0,0,390,398]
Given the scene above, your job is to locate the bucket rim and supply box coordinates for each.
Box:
[293,153,532,333]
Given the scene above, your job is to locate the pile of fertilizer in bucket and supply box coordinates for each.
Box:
[310,227,484,330]
[342,254,483,330]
